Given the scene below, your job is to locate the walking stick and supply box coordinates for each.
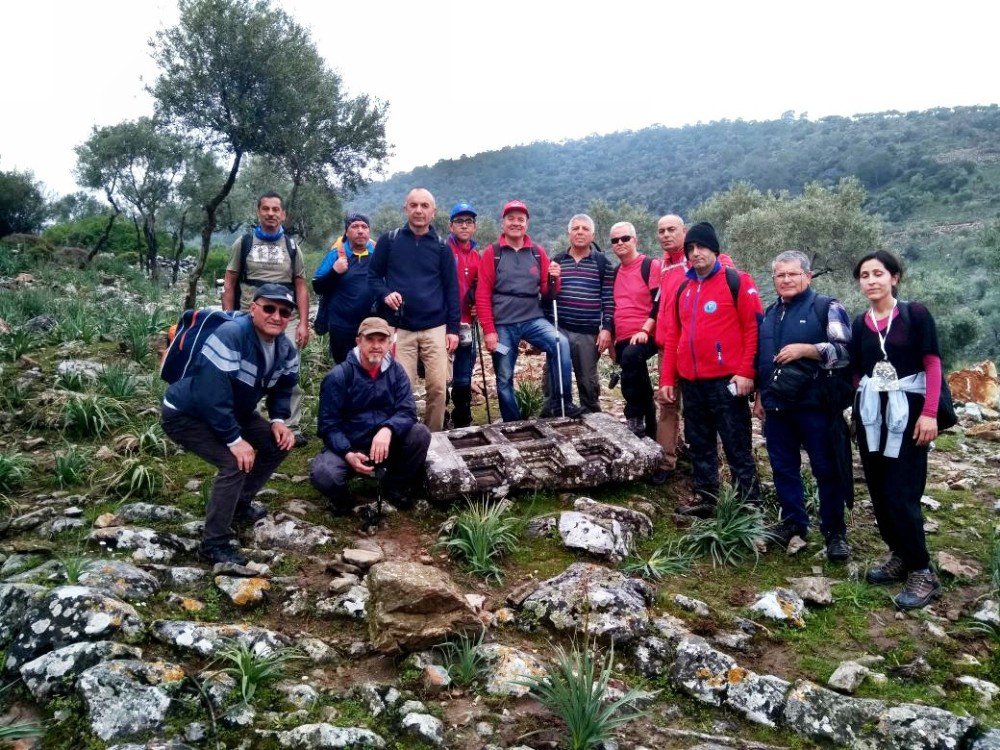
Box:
[551,275,566,418]
[474,322,493,424]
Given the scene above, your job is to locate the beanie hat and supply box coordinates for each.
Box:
[344,212,370,231]
[683,222,720,256]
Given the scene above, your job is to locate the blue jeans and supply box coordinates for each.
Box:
[763,408,847,537]
[452,342,474,387]
[493,317,573,421]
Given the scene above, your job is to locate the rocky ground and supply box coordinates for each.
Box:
[3,250,1000,749]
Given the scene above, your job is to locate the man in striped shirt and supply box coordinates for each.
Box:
[542,214,614,414]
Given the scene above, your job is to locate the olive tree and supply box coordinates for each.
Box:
[0,169,46,238]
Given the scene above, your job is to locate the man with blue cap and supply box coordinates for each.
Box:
[446,201,481,427]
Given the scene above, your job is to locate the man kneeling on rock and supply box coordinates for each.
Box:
[311,317,432,513]
[162,284,299,566]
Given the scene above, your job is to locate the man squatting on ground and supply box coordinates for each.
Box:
[310,317,432,513]
[162,284,299,566]
[368,188,460,432]
[222,192,310,445]
[476,200,584,421]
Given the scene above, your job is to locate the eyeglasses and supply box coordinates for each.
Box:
[609,235,633,245]
[772,272,805,281]
[260,303,293,318]
[451,217,476,226]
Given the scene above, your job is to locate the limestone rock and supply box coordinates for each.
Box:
[519,562,653,643]
[783,680,886,746]
[76,659,185,741]
[253,514,333,553]
[274,723,386,748]
[558,511,631,559]
[936,551,981,579]
[787,576,834,606]
[633,635,676,678]
[215,575,270,606]
[573,497,653,539]
[88,526,197,563]
[116,502,194,523]
[78,559,161,601]
[971,729,1000,749]
[828,661,870,693]
[478,643,547,697]
[725,670,790,727]
[5,586,144,671]
[276,681,320,710]
[400,712,445,746]
[669,636,737,706]
[342,548,384,569]
[0,582,46,646]
[151,620,288,657]
[948,362,999,410]
[366,561,480,653]
[958,676,1000,705]
[20,640,143,700]
[974,600,1000,626]
[56,359,104,379]
[317,584,369,620]
[749,588,806,627]
[673,594,710,617]
[878,702,977,749]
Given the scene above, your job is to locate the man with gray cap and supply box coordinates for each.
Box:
[311,316,432,514]
[313,212,376,363]
[162,284,300,565]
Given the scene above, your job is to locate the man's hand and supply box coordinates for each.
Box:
[296,319,310,349]
[369,426,392,463]
[731,375,755,397]
[446,333,459,353]
[774,343,818,364]
[333,246,349,274]
[752,396,765,420]
[548,263,561,279]
[384,292,403,311]
[629,330,650,346]
[229,439,255,472]
[346,451,374,475]
[271,421,295,451]
[913,414,938,446]
[485,332,499,352]
[659,385,676,403]
[596,330,612,353]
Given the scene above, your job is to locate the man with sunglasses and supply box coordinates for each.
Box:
[223,192,310,447]
[162,284,300,565]
[609,222,661,441]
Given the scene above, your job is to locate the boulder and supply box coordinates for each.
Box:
[78,559,161,601]
[20,640,143,700]
[252,514,333,553]
[669,636,737,706]
[948,362,1000,410]
[88,526,197,563]
[783,680,886,747]
[150,620,287,657]
[878,703,977,749]
[116,503,194,523]
[274,723,386,748]
[971,729,1000,749]
[366,562,480,653]
[0,582,46,645]
[5,586,144,671]
[76,659,185,741]
[478,643,547,697]
[573,497,653,538]
[519,562,654,643]
[725,669,790,727]
[633,635,676,678]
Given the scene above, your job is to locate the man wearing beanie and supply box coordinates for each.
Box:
[313,212,376,363]
[659,222,763,517]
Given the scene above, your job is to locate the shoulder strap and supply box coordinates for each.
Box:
[284,235,298,269]
[724,265,741,303]
[239,233,253,283]
[640,256,653,285]
[674,278,690,320]
[813,293,832,323]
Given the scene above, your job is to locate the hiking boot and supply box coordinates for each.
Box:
[199,543,249,566]
[770,520,808,551]
[325,486,354,516]
[866,553,906,585]
[647,468,673,486]
[293,432,309,448]
[675,496,716,519]
[626,416,646,437]
[384,487,413,511]
[233,500,267,525]
[824,533,851,562]
[894,569,941,610]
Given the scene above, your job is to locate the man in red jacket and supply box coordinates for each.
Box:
[659,222,763,517]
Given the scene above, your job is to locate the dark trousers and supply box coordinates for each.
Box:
[162,411,289,547]
[328,328,358,365]
[857,402,930,571]
[544,329,602,414]
[763,408,847,537]
[310,424,432,496]
[615,339,658,435]
[680,377,760,504]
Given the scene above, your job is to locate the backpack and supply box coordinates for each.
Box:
[493,242,543,276]
[235,232,298,305]
[893,300,958,431]
[160,308,245,384]
[611,255,653,287]
[675,265,742,318]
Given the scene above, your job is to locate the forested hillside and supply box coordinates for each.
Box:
[352,106,1000,242]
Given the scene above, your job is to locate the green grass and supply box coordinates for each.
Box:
[684,485,772,568]
[0,452,31,493]
[216,640,305,705]
[62,393,126,437]
[439,496,520,582]
[53,445,89,489]
[436,630,486,688]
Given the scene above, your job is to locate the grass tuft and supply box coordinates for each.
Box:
[437,630,486,687]
[53,445,89,489]
[514,379,545,419]
[622,539,694,581]
[0,452,31,494]
[440,497,519,582]
[62,393,125,437]
[216,640,304,705]
[684,484,771,568]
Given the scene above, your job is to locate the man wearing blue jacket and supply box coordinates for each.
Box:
[311,317,432,513]
[368,188,460,432]
[313,212,376,363]
[162,284,299,565]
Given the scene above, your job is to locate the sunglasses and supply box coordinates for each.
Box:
[609,235,633,245]
[259,303,293,318]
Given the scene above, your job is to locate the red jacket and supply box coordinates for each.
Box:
[449,235,481,324]
[659,261,762,386]
[476,234,560,336]
[655,251,735,348]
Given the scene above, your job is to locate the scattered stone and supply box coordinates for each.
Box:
[151,620,288,657]
[19,641,144,700]
[948,361,1000,411]
[573,497,653,539]
[479,643,547,697]
[88,526,197,563]
[328,574,361,595]
[958,676,1000,705]
[936,551,981,579]
[524,515,557,538]
[921,495,942,510]
[297,637,337,664]
[924,518,941,533]
[166,593,205,613]
[725,670,790,727]
[274,723,386,748]
[116,502,194,523]
[925,621,950,640]
[317,584,369,620]
[786,535,808,555]
[969,422,1000,442]
[558,511,631,559]
[674,594,711,617]
[669,636,737,706]
[519,562,654,643]
[971,729,1000,749]
[276,681,319,710]
[787,576,834,606]
[214,575,270,606]
[400,712,445,746]
[76,659,185,741]
[366,561,480,653]
[828,661,870,693]
[93,513,120,529]
[342,548,384,569]
[184,479,202,492]
[749,588,806,628]
[974,600,1000,626]
[55,358,103,379]
[78,559,161,601]
[253,514,333,553]
[713,631,753,651]
[421,664,451,693]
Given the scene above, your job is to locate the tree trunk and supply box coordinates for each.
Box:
[132,217,145,273]
[143,216,159,282]
[171,209,188,286]
[87,210,120,262]
[184,149,243,311]
[285,176,302,235]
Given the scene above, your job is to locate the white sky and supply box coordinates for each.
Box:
[4,0,998,197]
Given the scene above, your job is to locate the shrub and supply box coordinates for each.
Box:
[684,484,771,568]
[216,640,304,705]
[514,380,545,419]
[0,452,31,493]
[440,497,519,582]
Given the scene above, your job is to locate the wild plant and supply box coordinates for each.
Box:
[684,484,771,568]
[98,362,139,400]
[440,496,519,582]
[216,640,304,705]
[990,530,1000,596]
[0,378,28,410]
[62,393,125,437]
[516,640,650,750]
[0,329,39,362]
[55,551,92,584]
[0,682,42,741]
[622,539,694,581]
[119,307,168,364]
[55,369,88,392]
[53,445,89,489]
[436,630,486,687]
[514,380,545,419]
[53,301,99,344]
[105,457,163,500]
[0,452,31,494]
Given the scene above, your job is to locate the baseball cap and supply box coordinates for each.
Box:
[253,284,295,307]
[449,202,477,221]
[357,317,393,337]
[502,200,529,218]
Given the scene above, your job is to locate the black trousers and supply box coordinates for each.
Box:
[162,411,289,547]
[310,424,432,497]
[680,377,760,504]
[615,339,658,435]
[328,328,358,365]
[857,398,930,571]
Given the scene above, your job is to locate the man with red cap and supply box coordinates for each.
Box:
[476,200,583,421]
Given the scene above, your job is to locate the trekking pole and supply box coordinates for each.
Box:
[551,276,566,418]
[474,322,493,424]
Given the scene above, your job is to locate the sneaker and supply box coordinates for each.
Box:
[626,416,646,437]
[198,543,249,566]
[866,553,906,585]
[824,533,851,562]
[675,497,716,519]
[894,569,941,610]
[770,520,808,550]
[647,469,673,486]
[233,501,267,525]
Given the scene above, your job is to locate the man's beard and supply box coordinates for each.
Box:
[362,352,384,367]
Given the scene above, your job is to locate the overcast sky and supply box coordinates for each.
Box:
[5,0,998,197]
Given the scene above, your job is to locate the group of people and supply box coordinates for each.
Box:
[162,190,945,610]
